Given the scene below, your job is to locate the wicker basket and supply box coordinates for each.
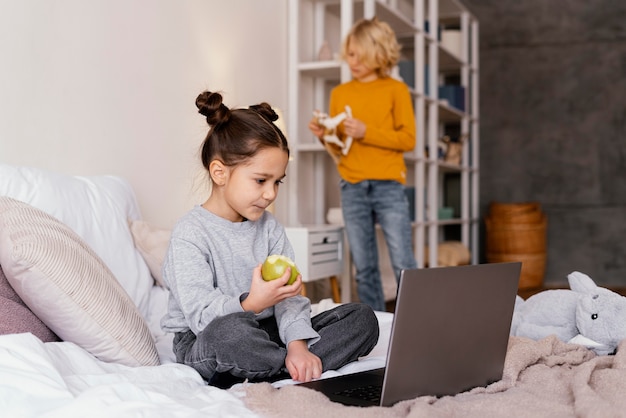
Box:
[487,252,546,289]
[488,201,543,223]
[486,202,547,289]
[485,215,547,254]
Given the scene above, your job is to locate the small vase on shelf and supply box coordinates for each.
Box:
[317,40,332,61]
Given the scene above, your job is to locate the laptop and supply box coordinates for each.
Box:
[298,262,521,407]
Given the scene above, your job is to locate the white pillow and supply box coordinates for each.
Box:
[0,164,153,317]
[0,197,159,367]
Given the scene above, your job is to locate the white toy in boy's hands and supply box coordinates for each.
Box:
[313,105,353,157]
[510,271,626,355]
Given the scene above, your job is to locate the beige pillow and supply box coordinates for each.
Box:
[0,197,159,367]
[129,220,171,288]
[424,241,471,267]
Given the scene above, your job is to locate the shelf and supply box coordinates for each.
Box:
[437,101,466,122]
[296,142,328,152]
[295,144,453,167]
[404,154,427,164]
[287,0,480,283]
[299,61,342,80]
[439,45,464,71]
[437,161,465,172]
[326,0,420,38]
[439,0,469,18]
[423,217,479,226]
[359,1,419,38]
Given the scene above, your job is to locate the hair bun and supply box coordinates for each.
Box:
[249,102,278,123]
[195,91,230,126]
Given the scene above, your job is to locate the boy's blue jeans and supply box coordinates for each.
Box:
[172,303,379,386]
[340,179,417,312]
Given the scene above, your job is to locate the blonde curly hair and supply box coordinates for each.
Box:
[341,17,401,78]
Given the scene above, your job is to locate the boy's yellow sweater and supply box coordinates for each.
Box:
[329,77,416,184]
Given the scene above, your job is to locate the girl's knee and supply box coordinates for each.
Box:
[357,303,379,332]
[339,303,379,334]
[202,312,256,345]
[349,302,375,317]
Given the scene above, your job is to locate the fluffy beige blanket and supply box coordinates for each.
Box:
[243,336,626,417]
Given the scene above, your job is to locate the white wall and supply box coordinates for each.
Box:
[0,0,288,228]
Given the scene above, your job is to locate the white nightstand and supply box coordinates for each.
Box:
[285,225,346,303]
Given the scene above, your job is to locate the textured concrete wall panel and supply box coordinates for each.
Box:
[463,0,626,286]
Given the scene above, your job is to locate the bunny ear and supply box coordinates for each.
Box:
[568,271,598,294]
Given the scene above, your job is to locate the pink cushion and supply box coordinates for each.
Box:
[0,265,60,342]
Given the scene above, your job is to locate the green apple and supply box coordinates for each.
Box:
[261,255,300,285]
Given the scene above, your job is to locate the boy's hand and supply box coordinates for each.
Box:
[241,264,303,313]
[343,117,366,139]
[308,116,325,140]
[285,340,322,382]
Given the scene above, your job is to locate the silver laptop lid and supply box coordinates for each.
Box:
[381,262,521,406]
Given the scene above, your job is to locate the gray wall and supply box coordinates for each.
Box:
[462,0,626,286]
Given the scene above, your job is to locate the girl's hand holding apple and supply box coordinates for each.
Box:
[241,262,302,313]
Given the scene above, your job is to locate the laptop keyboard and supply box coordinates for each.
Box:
[334,384,382,403]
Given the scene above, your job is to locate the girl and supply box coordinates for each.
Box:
[309,17,417,312]
[161,91,379,388]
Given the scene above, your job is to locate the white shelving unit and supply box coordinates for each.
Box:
[285,0,479,299]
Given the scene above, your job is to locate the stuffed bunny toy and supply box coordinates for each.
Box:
[511,271,626,355]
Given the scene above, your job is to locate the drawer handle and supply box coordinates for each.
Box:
[322,237,328,244]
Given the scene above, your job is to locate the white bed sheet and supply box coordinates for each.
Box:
[0,333,257,418]
[1,291,392,418]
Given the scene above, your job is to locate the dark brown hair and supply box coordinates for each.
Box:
[195,91,289,170]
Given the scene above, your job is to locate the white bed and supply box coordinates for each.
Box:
[0,164,392,417]
[4,164,626,418]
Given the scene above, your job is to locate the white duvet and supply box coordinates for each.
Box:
[0,290,392,418]
[0,333,258,418]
